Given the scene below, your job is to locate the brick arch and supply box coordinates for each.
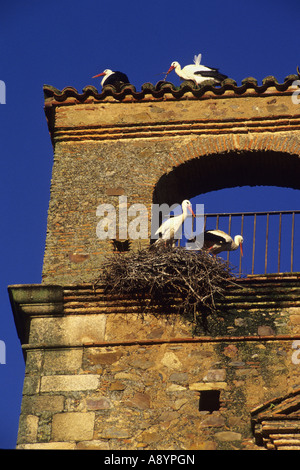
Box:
[153,133,300,206]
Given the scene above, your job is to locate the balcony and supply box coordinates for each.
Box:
[181,210,300,277]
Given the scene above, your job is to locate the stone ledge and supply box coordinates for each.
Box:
[8,284,64,345]
[189,382,228,391]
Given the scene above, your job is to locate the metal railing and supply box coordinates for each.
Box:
[185,210,300,277]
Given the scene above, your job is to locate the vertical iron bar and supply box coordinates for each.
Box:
[252,214,256,275]
[278,212,282,273]
[227,214,232,264]
[239,214,244,277]
[264,213,269,274]
[216,215,219,230]
[291,212,295,272]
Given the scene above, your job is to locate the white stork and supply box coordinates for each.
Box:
[203,230,243,256]
[165,53,227,85]
[152,200,195,249]
[92,69,130,88]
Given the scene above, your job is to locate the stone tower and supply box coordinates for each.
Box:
[9,76,300,450]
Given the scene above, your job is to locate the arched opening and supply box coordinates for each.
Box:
[153,150,300,206]
[153,150,300,276]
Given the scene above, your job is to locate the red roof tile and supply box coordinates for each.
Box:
[44,74,300,104]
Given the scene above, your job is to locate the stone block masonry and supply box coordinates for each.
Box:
[11,277,300,450]
[40,375,100,392]
[52,413,95,442]
[16,334,300,450]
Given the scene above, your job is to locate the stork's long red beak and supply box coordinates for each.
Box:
[188,206,195,218]
[166,65,175,75]
[239,243,243,257]
[163,65,176,81]
[92,72,105,78]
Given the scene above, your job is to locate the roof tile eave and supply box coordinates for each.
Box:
[43,74,300,105]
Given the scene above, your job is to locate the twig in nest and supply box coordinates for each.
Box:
[95,246,238,326]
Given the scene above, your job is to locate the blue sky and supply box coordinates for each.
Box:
[1,0,300,449]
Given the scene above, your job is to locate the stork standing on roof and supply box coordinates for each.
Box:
[203,229,243,256]
[151,200,195,249]
[92,69,130,89]
[165,54,227,85]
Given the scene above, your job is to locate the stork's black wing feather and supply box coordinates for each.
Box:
[194,69,227,81]
[204,231,226,244]
[103,72,130,86]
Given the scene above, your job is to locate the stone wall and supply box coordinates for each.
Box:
[10,276,300,450]
[17,339,300,450]
[42,83,300,285]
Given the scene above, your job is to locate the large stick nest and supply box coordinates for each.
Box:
[96,246,237,329]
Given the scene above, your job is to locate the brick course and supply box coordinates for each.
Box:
[42,86,300,284]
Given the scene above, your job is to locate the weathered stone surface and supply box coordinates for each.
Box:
[189,440,217,450]
[214,431,242,441]
[98,427,131,439]
[166,384,187,392]
[110,380,126,391]
[16,326,300,450]
[43,349,83,372]
[17,415,39,444]
[17,442,76,450]
[158,411,180,422]
[25,350,43,373]
[189,382,227,391]
[22,376,40,395]
[125,392,151,410]
[52,412,95,441]
[169,372,189,383]
[223,344,238,358]
[21,395,65,414]
[86,350,123,366]
[130,358,155,370]
[161,351,182,370]
[41,374,100,392]
[257,325,275,335]
[76,440,110,450]
[86,397,112,410]
[138,429,161,445]
[114,372,140,380]
[203,369,226,382]
[29,315,106,345]
[201,413,226,427]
